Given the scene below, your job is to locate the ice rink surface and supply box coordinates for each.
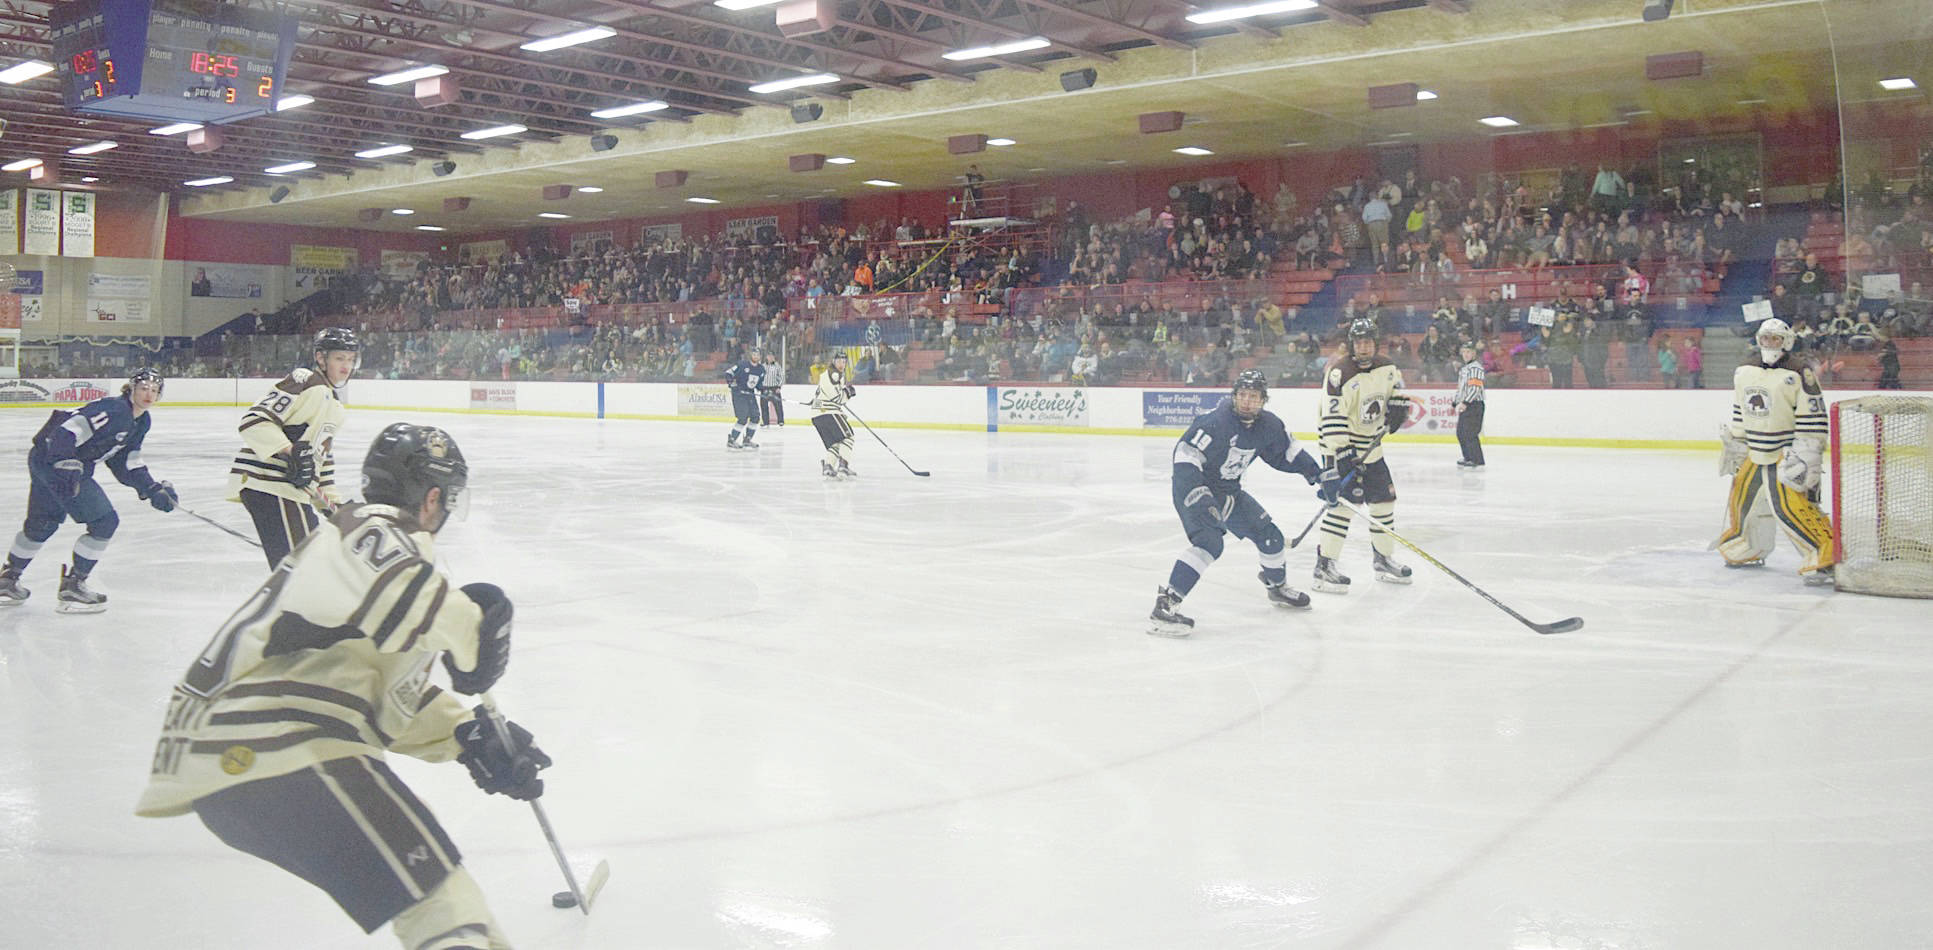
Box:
[3,404,1931,950]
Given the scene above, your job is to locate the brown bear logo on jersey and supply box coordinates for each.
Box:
[1744,388,1771,417]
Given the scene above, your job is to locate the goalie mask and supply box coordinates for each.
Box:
[1756,318,1793,365]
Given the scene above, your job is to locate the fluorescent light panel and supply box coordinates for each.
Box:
[275,94,315,111]
[0,59,55,84]
[264,161,316,174]
[68,140,118,155]
[416,225,446,231]
[519,26,616,52]
[1879,77,1917,91]
[942,37,1050,61]
[391,208,414,215]
[538,212,571,218]
[149,122,203,135]
[863,179,900,187]
[2,158,42,172]
[748,73,839,94]
[577,186,604,193]
[714,0,783,9]
[987,138,1016,147]
[81,176,100,182]
[1479,115,1520,127]
[686,196,720,204]
[589,100,668,118]
[183,176,233,186]
[355,144,413,158]
[1185,0,1315,24]
[368,64,448,86]
[1416,90,1438,100]
[460,124,527,140]
[1173,146,1214,156]
[825,156,856,164]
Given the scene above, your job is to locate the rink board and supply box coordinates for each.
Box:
[0,377,1906,449]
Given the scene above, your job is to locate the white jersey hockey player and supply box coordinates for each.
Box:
[811,351,858,478]
[138,424,548,950]
[228,327,356,566]
[1313,318,1414,591]
[1714,318,1835,582]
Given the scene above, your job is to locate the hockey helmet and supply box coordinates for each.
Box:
[122,367,165,398]
[1756,318,1793,363]
[1230,368,1268,420]
[361,423,469,529]
[313,326,359,354]
[1346,317,1379,366]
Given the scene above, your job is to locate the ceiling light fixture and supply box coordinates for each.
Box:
[264,161,317,174]
[589,100,669,119]
[1173,146,1214,156]
[578,186,605,193]
[1416,90,1438,100]
[274,94,315,111]
[714,0,784,9]
[686,196,721,204]
[460,124,527,140]
[519,26,616,52]
[1479,115,1520,127]
[0,59,54,84]
[391,208,415,215]
[67,140,118,155]
[81,176,100,182]
[863,179,900,187]
[183,175,234,186]
[748,73,840,94]
[987,137,1017,147]
[416,225,447,231]
[2,158,42,172]
[1879,77,1918,91]
[149,122,203,136]
[538,212,572,218]
[1184,0,1315,24]
[1282,141,1308,147]
[825,156,856,164]
[355,144,414,158]
[368,64,448,86]
[942,37,1050,61]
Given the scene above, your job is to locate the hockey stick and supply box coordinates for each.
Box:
[1340,501,1584,635]
[1291,431,1384,549]
[477,693,610,915]
[841,404,931,477]
[179,505,264,549]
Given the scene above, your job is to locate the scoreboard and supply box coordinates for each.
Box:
[49,0,298,125]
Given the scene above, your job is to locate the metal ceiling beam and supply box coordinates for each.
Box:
[597,0,969,83]
[1004,0,1193,51]
[832,9,1044,73]
[861,0,1118,62]
[1427,0,1471,12]
[0,125,364,177]
[1313,1,1368,27]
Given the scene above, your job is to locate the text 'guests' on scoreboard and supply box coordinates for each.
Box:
[49,0,298,125]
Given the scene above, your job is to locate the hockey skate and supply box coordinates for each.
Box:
[740,437,759,449]
[1148,586,1194,637]
[822,460,840,479]
[1260,572,1311,609]
[1803,566,1835,587]
[56,566,106,614]
[1457,460,1483,469]
[1373,551,1413,584]
[1312,555,1351,594]
[726,433,741,450]
[837,460,857,479]
[0,569,27,606]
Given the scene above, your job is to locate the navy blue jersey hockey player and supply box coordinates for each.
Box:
[1151,370,1329,637]
[1,369,177,613]
[724,352,768,449]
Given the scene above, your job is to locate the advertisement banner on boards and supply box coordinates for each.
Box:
[291,245,357,290]
[23,188,60,255]
[993,387,1090,427]
[1141,390,1219,428]
[61,191,95,258]
[189,263,269,298]
[85,298,149,323]
[468,383,516,410]
[676,384,731,417]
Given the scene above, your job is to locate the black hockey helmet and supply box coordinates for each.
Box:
[1346,317,1379,366]
[361,423,468,528]
[1230,368,1268,420]
[314,326,359,353]
[123,367,164,398]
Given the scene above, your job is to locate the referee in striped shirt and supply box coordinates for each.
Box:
[1454,341,1486,469]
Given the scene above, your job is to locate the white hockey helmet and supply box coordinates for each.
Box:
[1756,318,1793,363]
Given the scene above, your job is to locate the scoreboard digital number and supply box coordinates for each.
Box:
[49,0,297,125]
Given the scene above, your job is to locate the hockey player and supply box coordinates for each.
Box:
[811,351,858,478]
[1151,370,1328,636]
[0,369,177,612]
[1715,318,1835,582]
[136,423,546,950]
[228,327,356,567]
[1312,318,1413,593]
[759,351,787,427]
[724,350,767,449]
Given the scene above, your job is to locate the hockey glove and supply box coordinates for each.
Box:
[1384,396,1411,433]
[443,583,513,695]
[843,384,857,399]
[453,707,551,801]
[1181,485,1221,524]
[141,480,178,513]
[283,442,318,490]
[1777,439,1824,493]
[48,459,85,497]
[1318,464,1343,504]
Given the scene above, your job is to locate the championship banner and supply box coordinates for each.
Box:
[23,189,60,256]
[379,249,430,277]
[87,273,151,298]
[291,244,356,290]
[641,223,681,244]
[188,263,268,298]
[1142,390,1219,428]
[675,384,731,418]
[992,386,1090,427]
[0,189,19,255]
[569,231,614,256]
[458,239,510,263]
[85,298,149,323]
[724,215,777,240]
[61,191,95,258]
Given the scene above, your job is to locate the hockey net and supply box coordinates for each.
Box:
[1831,395,1933,598]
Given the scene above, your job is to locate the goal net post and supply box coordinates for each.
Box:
[1831,395,1933,598]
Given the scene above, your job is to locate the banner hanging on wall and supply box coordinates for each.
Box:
[188,263,268,298]
[8,269,41,295]
[61,191,95,258]
[458,239,510,263]
[291,245,357,289]
[85,298,149,323]
[379,250,430,277]
[22,189,60,256]
[641,223,682,245]
[0,189,19,255]
[570,231,615,256]
[87,273,152,298]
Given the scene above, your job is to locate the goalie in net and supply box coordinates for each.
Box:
[1715,319,1836,584]
[1831,394,1933,598]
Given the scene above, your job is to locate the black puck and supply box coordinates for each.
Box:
[552,890,578,909]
